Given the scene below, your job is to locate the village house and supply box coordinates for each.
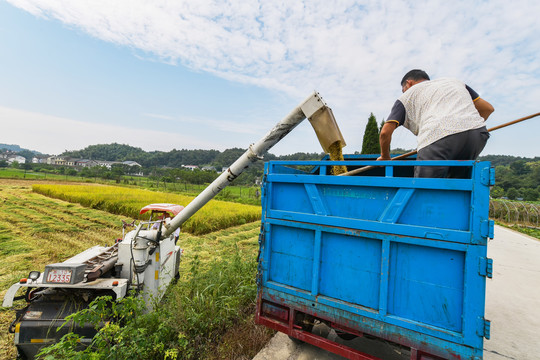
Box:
[32,156,47,164]
[76,159,99,168]
[7,155,26,164]
[181,165,198,171]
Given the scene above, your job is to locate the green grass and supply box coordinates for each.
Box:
[0,168,90,182]
[499,223,540,240]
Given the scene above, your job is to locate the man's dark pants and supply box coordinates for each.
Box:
[415,127,490,178]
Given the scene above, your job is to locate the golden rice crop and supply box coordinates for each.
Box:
[32,184,261,235]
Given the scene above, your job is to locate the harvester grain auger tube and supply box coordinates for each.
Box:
[162,91,343,238]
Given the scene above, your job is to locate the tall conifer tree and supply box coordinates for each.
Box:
[361,113,381,154]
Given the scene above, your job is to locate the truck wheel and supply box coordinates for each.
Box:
[335,330,357,340]
[288,312,315,343]
[296,312,315,332]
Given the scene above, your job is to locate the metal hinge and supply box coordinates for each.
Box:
[477,317,491,339]
[481,219,495,239]
[479,257,494,278]
[481,166,496,186]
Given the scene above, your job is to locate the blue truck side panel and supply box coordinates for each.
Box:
[258,159,493,359]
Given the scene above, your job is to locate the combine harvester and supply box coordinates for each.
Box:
[3,92,344,359]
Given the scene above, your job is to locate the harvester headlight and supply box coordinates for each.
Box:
[28,271,40,281]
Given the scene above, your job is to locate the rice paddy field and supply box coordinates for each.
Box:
[33,184,261,235]
[0,179,265,359]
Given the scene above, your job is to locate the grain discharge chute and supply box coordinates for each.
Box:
[2,92,346,359]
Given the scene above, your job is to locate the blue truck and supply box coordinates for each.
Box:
[255,156,494,360]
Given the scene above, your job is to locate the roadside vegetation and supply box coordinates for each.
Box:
[502,224,540,240]
[0,180,271,359]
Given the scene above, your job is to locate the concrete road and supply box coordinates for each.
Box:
[484,225,540,360]
[254,225,540,360]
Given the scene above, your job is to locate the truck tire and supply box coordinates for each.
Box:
[335,330,357,341]
[288,312,315,343]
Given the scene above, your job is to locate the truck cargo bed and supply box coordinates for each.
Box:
[256,157,494,360]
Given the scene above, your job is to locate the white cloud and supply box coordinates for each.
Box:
[6,0,540,155]
[0,106,219,154]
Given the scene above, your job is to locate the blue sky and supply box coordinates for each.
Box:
[1,0,539,157]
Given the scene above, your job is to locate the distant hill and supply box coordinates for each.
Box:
[0,143,44,155]
[478,154,540,167]
[6,141,537,169]
[62,143,540,168]
[61,143,324,168]
[0,143,23,152]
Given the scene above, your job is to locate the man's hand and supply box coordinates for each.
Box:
[379,122,398,161]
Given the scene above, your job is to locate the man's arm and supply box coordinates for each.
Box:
[378,100,406,160]
[474,98,494,121]
[466,85,494,121]
[378,121,398,160]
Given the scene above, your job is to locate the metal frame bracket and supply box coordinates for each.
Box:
[476,317,491,339]
[481,166,496,186]
[478,257,494,278]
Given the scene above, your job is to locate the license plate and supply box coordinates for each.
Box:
[46,269,72,283]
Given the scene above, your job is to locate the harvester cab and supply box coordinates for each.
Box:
[139,203,184,244]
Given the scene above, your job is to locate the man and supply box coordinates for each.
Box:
[153,212,180,244]
[378,69,494,178]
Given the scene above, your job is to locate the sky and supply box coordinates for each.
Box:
[0,0,539,157]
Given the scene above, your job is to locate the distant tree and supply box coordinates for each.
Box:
[507,187,518,200]
[530,166,540,185]
[111,164,126,179]
[22,163,32,173]
[510,160,530,175]
[390,147,415,154]
[361,113,381,155]
[490,186,504,198]
[523,188,539,201]
[0,160,7,168]
[18,149,35,163]
[11,161,19,169]
[213,148,246,167]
